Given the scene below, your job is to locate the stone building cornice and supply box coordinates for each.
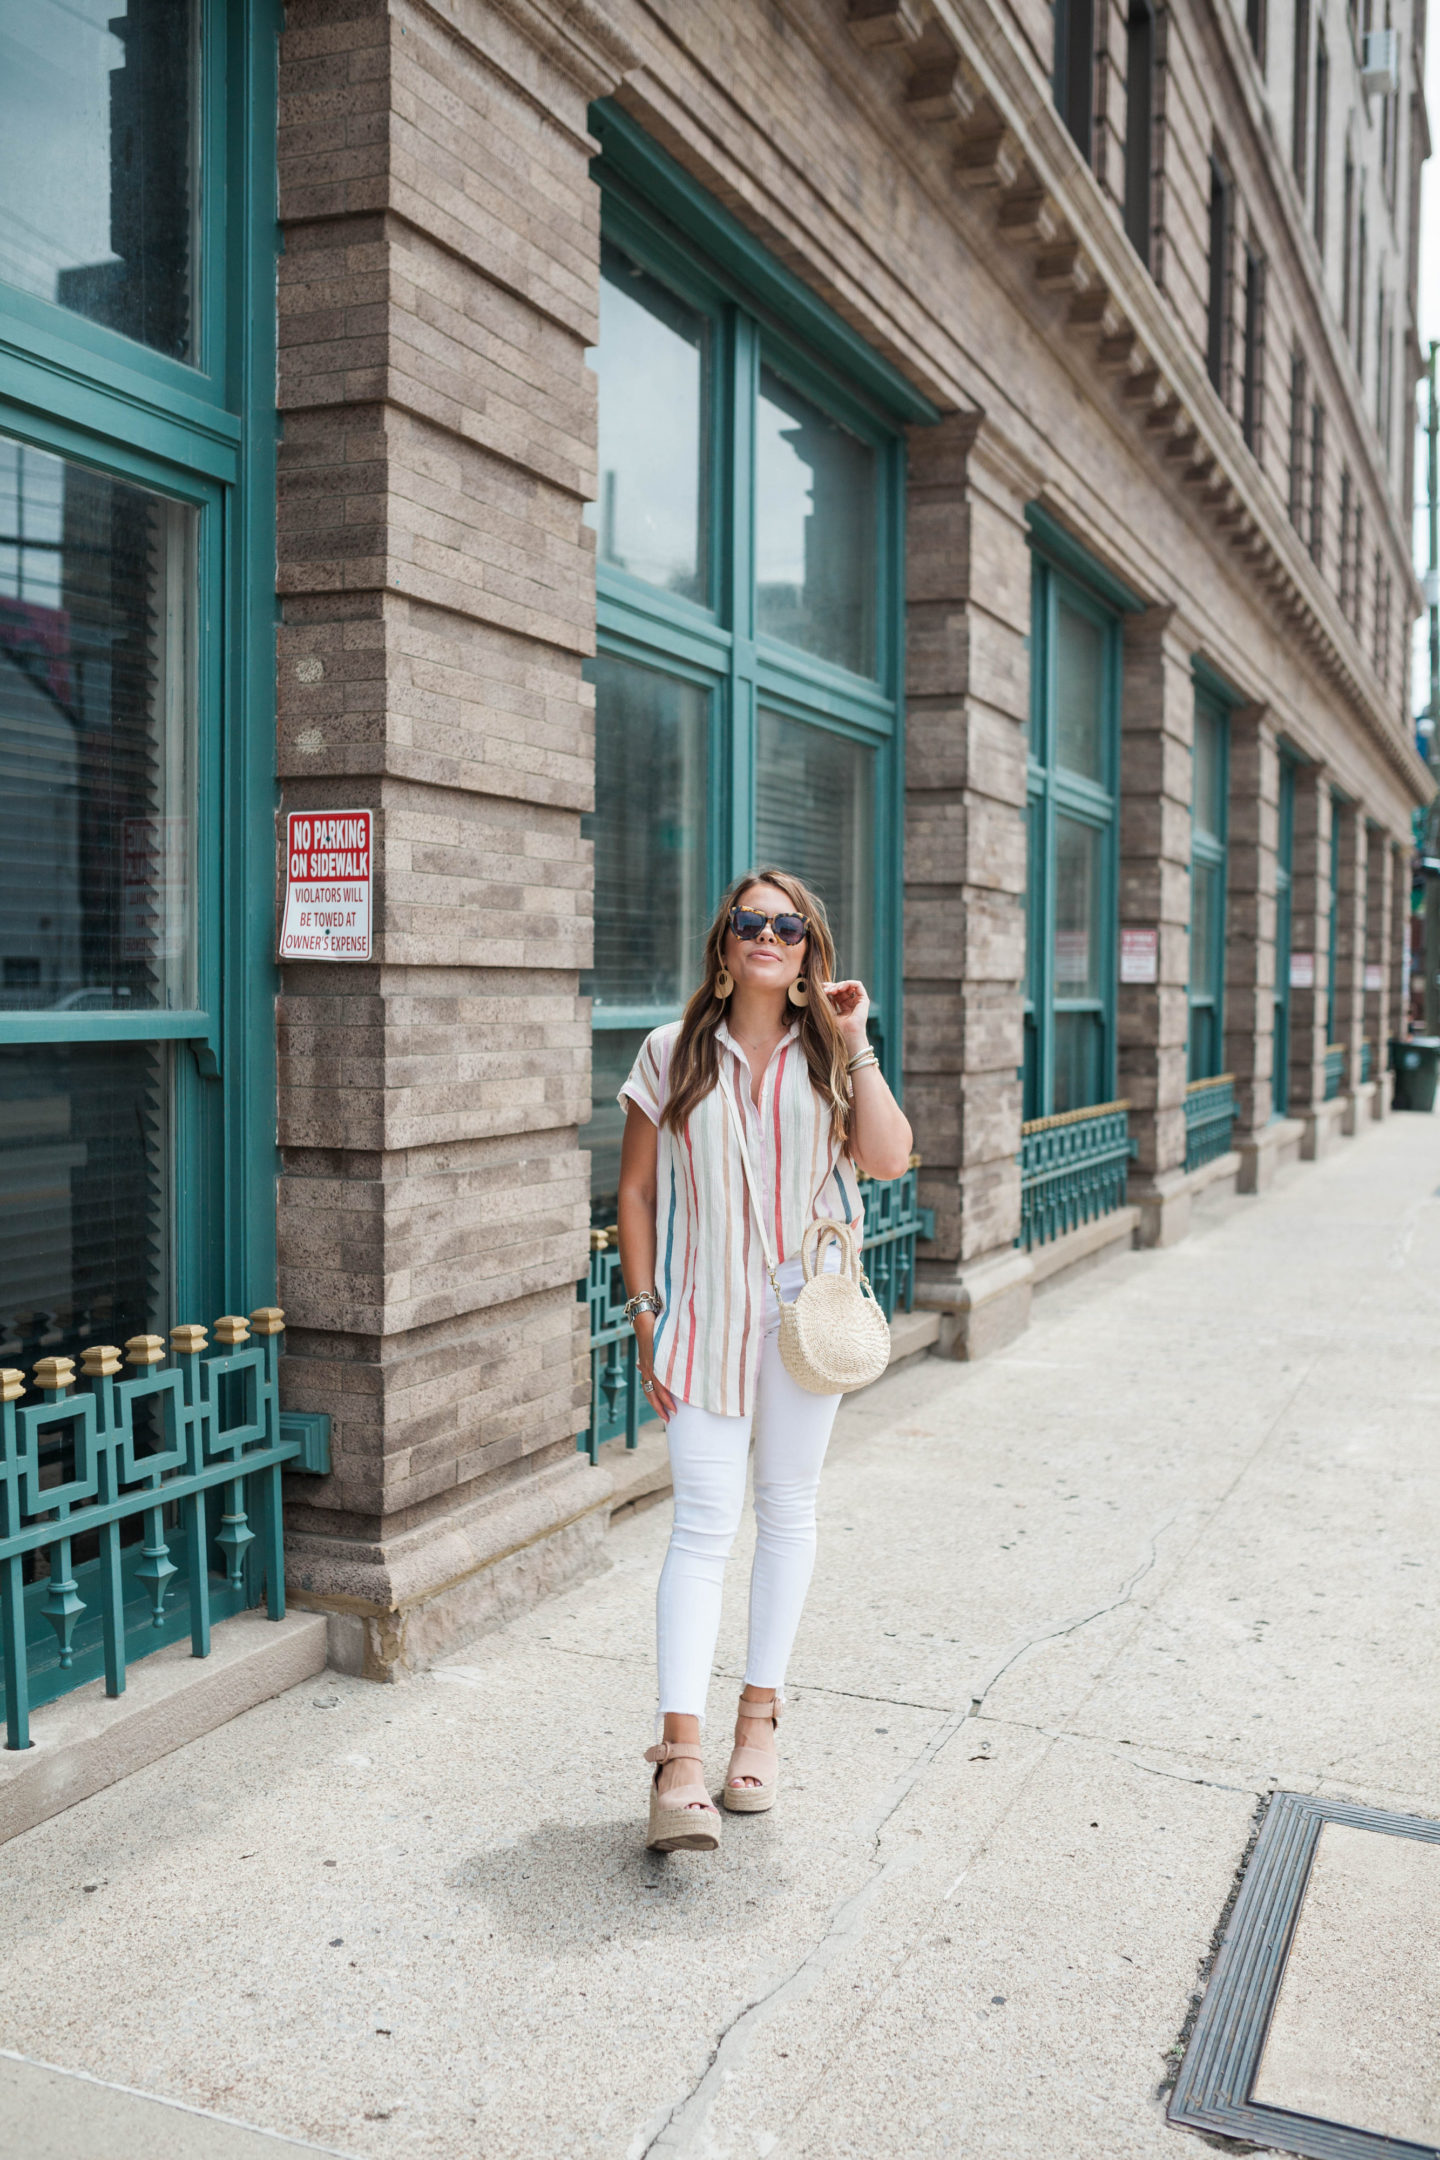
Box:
[841,0,1430,804]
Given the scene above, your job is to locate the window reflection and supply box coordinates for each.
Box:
[756,367,876,678]
[1055,599,1105,780]
[0,439,197,1013]
[0,1042,170,1369]
[1193,702,1225,837]
[1054,812,1102,999]
[0,0,198,362]
[582,655,709,1011]
[756,710,874,986]
[1053,812,1105,1114]
[585,245,708,603]
[1191,860,1219,997]
[582,655,709,1226]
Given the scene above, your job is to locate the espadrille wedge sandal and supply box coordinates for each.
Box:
[722,1692,780,1813]
[644,1740,722,1852]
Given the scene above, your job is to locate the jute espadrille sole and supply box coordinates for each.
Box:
[643,1737,721,1852]
[721,1774,776,1814]
[646,1787,721,1851]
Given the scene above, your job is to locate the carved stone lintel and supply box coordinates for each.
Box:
[1034,240,1090,293]
[488,0,639,97]
[955,127,1023,190]
[906,55,977,125]
[1069,287,1127,341]
[997,187,1062,247]
[1097,328,1140,373]
[848,0,926,48]
[1120,364,1162,405]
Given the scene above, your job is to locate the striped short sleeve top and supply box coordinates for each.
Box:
[620,1018,864,1417]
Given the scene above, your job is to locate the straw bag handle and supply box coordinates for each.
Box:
[800,1216,860,1284]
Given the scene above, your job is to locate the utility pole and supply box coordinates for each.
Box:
[1423,344,1440,1035]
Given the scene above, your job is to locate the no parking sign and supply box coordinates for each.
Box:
[279,811,372,960]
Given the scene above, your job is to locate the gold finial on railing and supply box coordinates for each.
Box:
[125,1335,166,1366]
[590,1227,615,1253]
[0,1370,24,1403]
[170,1325,207,1356]
[80,1345,122,1378]
[33,1357,75,1393]
[908,1151,923,1169]
[214,1315,250,1346]
[248,1308,285,1336]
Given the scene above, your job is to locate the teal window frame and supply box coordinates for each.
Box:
[1188,676,1232,1082]
[1273,752,1297,1117]
[1022,532,1129,1121]
[585,111,933,1129]
[0,0,280,1317]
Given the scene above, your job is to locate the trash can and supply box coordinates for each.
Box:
[1389,1037,1440,1112]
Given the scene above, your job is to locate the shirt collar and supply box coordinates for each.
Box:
[715,1017,801,1067]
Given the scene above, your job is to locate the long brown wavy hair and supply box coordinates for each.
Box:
[661,868,852,1147]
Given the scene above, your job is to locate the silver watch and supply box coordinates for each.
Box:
[623,1291,663,1325]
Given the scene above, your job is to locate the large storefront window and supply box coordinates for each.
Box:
[1024,554,1122,1120]
[1188,686,1230,1080]
[0,0,276,1368]
[582,116,927,1223]
[0,0,199,361]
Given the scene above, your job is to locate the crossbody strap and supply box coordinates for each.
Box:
[720,1073,781,1290]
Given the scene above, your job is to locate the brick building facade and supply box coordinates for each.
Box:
[0,0,1429,1707]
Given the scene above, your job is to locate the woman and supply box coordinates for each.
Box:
[616,868,913,1852]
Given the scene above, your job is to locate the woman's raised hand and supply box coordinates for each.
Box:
[821,979,870,1053]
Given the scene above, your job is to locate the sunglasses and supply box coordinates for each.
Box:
[728,906,809,946]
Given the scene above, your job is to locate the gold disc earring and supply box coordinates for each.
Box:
[715,967,734,999]
[787,976,809,1007]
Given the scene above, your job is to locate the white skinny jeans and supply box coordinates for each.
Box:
[656,1256,842,1718]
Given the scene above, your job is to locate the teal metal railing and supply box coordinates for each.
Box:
[1323,1044,1344,1100]
[1017,1100,1134,1252]
[1184,1074,1237,1172]
[0,1310,330,1753]
[579,1158,935,1461]
[1360,1039,1374,1084]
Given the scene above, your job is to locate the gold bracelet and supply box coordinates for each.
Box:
[847,1048,880,1074]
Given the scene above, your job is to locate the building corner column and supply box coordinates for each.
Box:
[1288,763,1336,1159]
[1364,826,1395,1117]
[1333,803,1369,1134]
[1224,703,1282,1193]
[274,0,638,1680]
[905,414,1039,1358]
[1118,605,1194,1247]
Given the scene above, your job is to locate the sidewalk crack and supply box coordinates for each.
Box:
[634,1526,1173,2158]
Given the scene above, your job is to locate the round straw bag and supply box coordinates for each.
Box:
[723,1082,891,1395]
[776,1218,891,1395]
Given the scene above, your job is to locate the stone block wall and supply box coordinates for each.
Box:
[274,0,635,1675]
[905,419,1036,1356]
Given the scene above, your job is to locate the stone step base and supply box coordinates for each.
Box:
[0,1611,328,1847]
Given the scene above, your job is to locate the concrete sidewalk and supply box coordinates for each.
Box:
[3,1114,1439,2160]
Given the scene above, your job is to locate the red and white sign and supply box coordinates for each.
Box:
[1120,928,1158,985]
[1363,963,1384,992]
[279,811,372,961]
[1289,950,1316,989]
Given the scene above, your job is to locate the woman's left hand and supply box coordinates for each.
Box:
[822,979,870,1055]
